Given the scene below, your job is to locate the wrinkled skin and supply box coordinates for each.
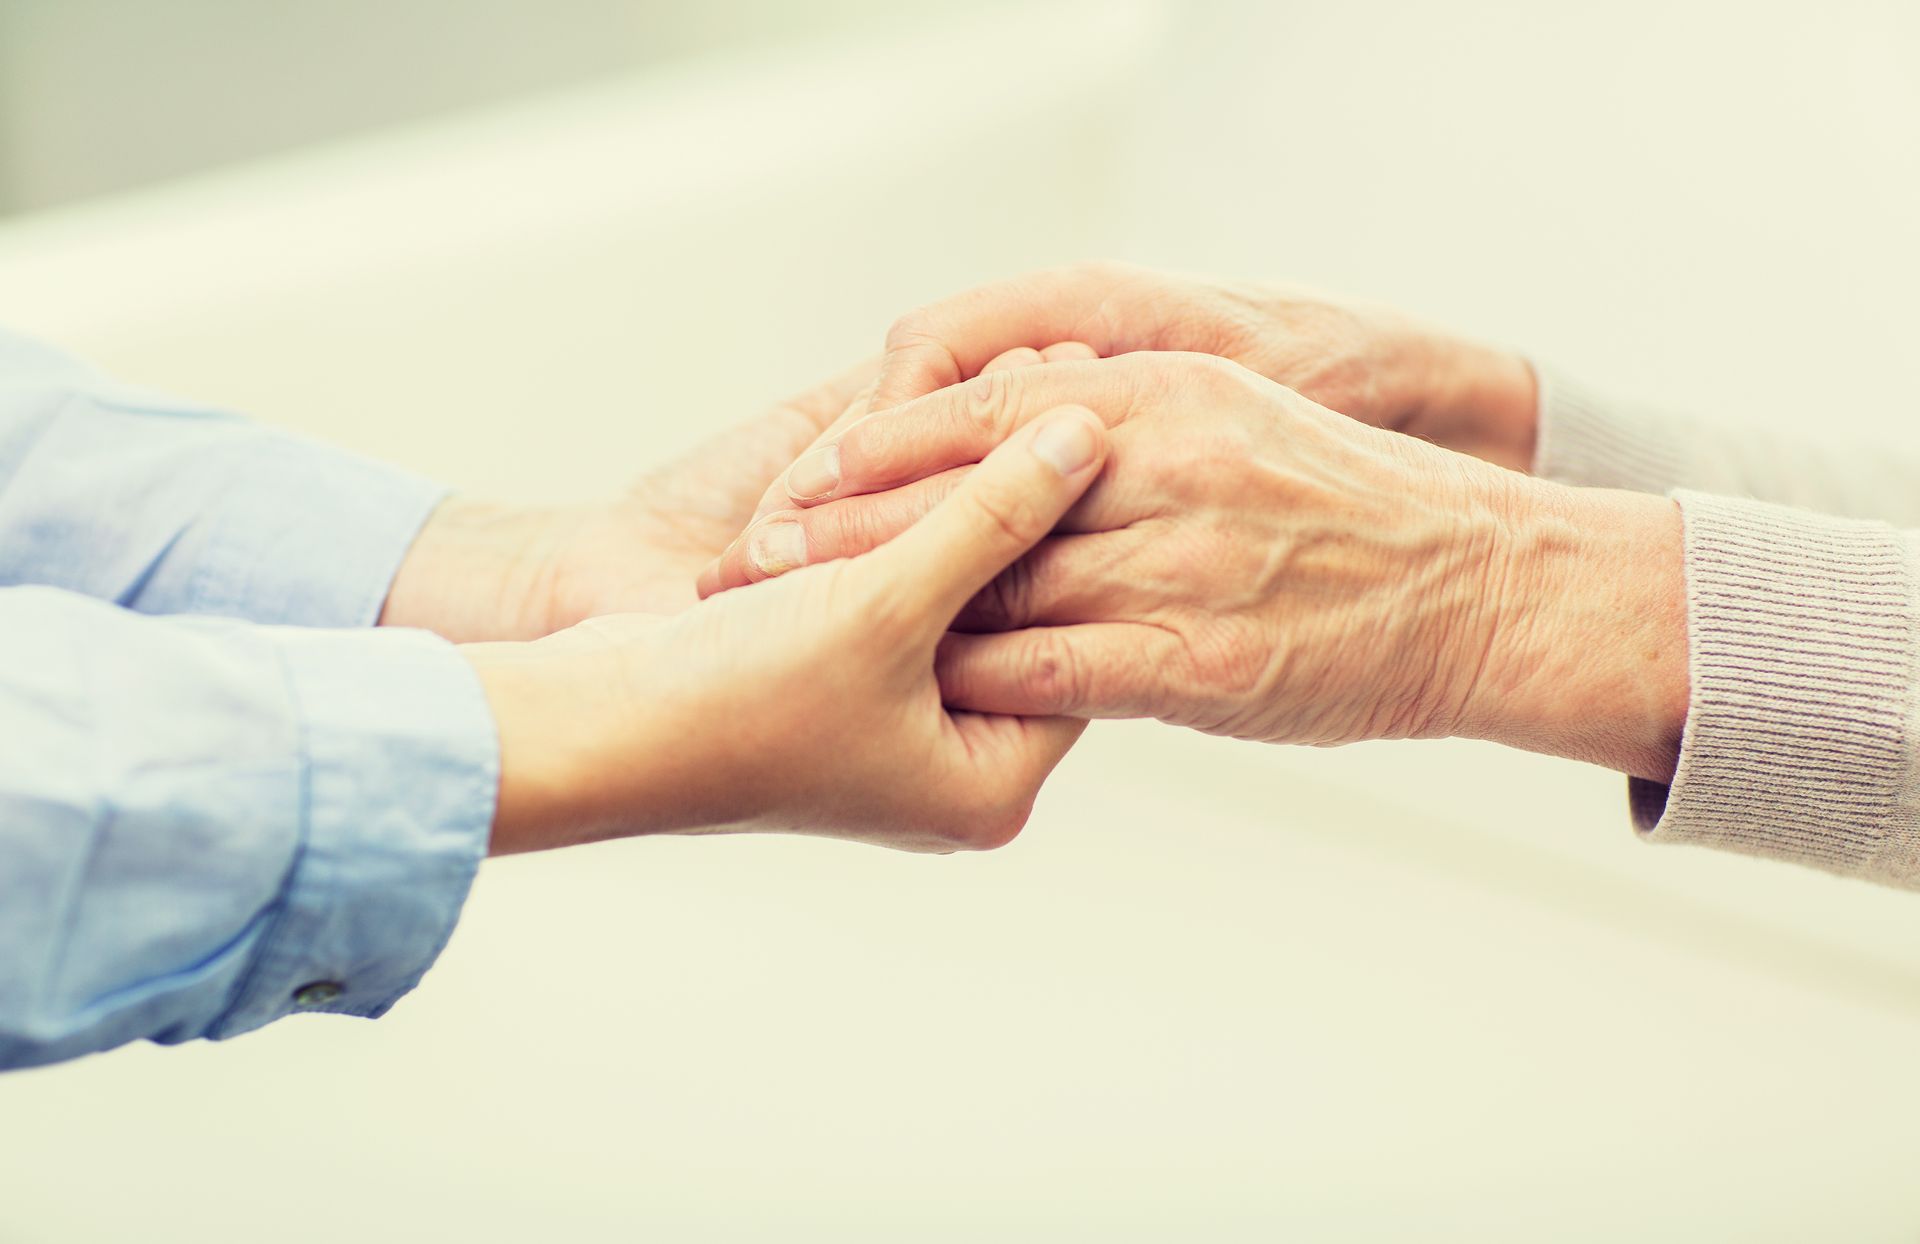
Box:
[704,351,1686,781]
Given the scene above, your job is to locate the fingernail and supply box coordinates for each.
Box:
[1031,414,1098,476]
[785,445,841,500]
[746,520,808,577]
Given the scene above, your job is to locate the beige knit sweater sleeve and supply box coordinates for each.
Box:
[1533,370,1920,888]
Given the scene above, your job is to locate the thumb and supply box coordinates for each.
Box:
[857,404,1107,624]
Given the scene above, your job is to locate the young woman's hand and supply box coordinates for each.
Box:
[381,361,876,641]
[463,404,1111,855]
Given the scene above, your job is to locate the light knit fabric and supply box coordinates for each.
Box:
[1533,369,1920,889]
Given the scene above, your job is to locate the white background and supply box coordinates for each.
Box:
[2,2,1920,1239]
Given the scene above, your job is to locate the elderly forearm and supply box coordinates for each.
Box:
[1460,482,1689,783]
[1478,472,1920,889]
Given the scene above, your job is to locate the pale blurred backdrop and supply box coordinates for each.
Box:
[3,1,1920,1239]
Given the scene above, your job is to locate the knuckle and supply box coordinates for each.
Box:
[1178,350,1252,393]
[957,366,1022,442]
[1019,634,1084,712]
[1180,614,1266,702]
[1110,348,1227,405]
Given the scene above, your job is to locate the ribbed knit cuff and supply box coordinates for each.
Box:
[1531,367,1691,496]
[1630,491,1920,887]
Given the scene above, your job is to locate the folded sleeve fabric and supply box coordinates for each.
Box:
[0,327,497,1068]
[0,327,445,626]
[1533,367,1920,888]
[0,589,497,1069]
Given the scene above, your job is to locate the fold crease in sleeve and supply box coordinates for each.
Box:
[0,325,446,627]
[0,588,497,1069]
[180,434,446,627]
[1628,492,1920,888]
[209,625,497,1037]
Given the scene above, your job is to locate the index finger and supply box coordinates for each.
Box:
[794,354,1150,507]
[860,404,1108,623]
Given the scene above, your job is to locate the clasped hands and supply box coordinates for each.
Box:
[401,263,1689,858]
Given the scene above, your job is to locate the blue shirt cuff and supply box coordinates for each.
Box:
[209,625,497,1038]
[178,434,447,627]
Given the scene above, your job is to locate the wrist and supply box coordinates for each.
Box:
[1457,480,1688,780]
[463,640,596,854]
[382,499,578,641]
[464,614,761,854]
[462,629,676,854]
[1406,337,1539,473]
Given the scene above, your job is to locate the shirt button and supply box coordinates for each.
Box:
[292,981,345,1008]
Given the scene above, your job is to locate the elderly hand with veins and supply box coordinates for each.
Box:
[699,340,1096,593]
[701,351,1691,783]
[721,259,1540,555]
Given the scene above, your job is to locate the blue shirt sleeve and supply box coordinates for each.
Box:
[0,586,497,1070]
[0,326,444,626]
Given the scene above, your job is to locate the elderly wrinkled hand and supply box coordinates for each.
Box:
[703,351,1688,782]
[726,261,1539,547]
